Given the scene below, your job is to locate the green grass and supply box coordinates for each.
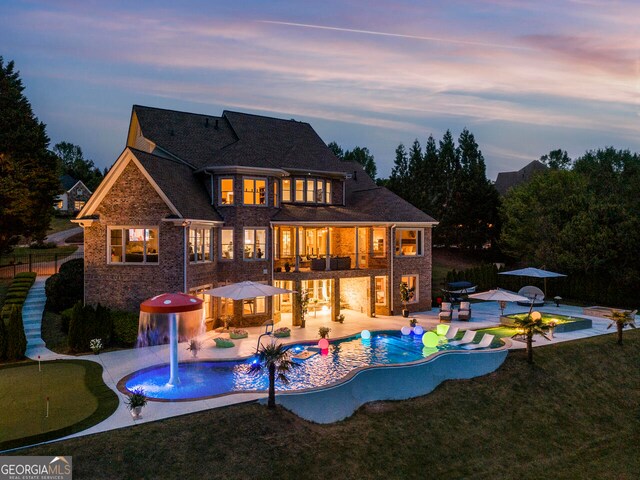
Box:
[0,360,118,451]
[0,245,78,266]
[47,217,75,235]
[17,330,640,479]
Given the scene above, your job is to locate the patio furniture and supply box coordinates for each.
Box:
[462,334,495,350]
[445,326,459,340]
[439,302,453,322]
[517,286,545,306]
[458,301,471,321]
[449,329,476,346]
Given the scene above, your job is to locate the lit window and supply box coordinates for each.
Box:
[372,227,386,257]
[395,229,423,256]
[281,229,292,257]
[74,200,85,211]
[244,228,267,260]
[243,178,266,205]
[375,276,387,305]
[325,181,332,204]
[54,200,63,210]
[109,227,158,264]
[243,296,266,315]
[220,178,234,205]
[401,275,418,303]
[189,228,212,263]
[306,179,315,202]
[282,179,291,202]
[220,228,234,260]
[295,179,305,202]
[316,180,325,203]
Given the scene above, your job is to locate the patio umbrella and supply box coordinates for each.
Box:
[469,288,530,315]
[203,281,295,300]
[499,267,566,296]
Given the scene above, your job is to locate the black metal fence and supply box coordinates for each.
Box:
[0,250,84,278]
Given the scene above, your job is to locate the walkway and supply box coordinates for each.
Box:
[22,277,47,349]
[45,227,82,246]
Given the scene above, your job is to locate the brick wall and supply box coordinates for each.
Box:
[392,227,433,314]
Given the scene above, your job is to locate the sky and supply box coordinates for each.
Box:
[1,0,639,180]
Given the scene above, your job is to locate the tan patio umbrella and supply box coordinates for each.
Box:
[469,288,530,316]
[203,281,295,300]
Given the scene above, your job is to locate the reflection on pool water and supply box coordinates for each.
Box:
[123,331,482,401]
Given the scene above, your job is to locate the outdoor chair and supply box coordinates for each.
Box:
[445,326,459,340]
[458,301,471,321]
[448,329,476,346]
[462,334,494,350]
[439,302,453,322]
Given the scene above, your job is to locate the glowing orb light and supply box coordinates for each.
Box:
[361,329,371,340]
[401,326,412,336]
[318,338,329,350]
[413,325,424,335]
[531,311,542,321]
[436,324,449,336]
[422,331,439,348]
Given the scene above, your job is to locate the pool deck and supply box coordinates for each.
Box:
[16,300,633,451]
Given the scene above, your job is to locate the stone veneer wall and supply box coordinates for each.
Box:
[85,161,185,311]
[340,276,370,315]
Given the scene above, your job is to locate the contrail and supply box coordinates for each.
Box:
[258,20,528,51]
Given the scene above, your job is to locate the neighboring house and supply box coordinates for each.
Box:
[55,174,92,214]
[494,160,547,195]
[74,105,437,328]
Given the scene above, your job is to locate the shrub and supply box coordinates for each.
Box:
[67,302,86,352]
[60,307,74,333]
[45,258,83,312]
[68,302,114,352]
[5,305,27,361]
[111,311,139,347]
[0,312,7,359]
[15,272,37,280]
[5,292,28,301]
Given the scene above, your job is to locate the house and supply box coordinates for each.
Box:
[74,105,437,328]
[494,160,547,195]
[55,174,92,214]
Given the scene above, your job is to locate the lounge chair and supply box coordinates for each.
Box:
[448,329,476,346]
[445,326,459,340]
[458,301,471,321]
[439,302,453,322]
[462,334,494,350]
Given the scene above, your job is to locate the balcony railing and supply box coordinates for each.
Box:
[274,253,388,273]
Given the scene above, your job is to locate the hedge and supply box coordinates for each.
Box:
[67,302,113,353]
[111,311,139,347]
[45,259,83,313]
[15,272,36,280]
[3,305,27,360]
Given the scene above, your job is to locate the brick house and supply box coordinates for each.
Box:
[75,105,437,328]
[55,174,92,214]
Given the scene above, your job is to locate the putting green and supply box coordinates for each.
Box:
[0,360,118,450]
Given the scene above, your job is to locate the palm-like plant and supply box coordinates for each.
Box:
[250,341,298,408]
[605,310,637,346]
[512,311,549,364]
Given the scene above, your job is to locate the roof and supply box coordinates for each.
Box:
[60,174,77,191]
[131,148,222,222]
[495,160,547,195]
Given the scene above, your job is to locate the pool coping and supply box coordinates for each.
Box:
[116,329,511,402]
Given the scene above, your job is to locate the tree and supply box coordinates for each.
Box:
[605,310,636,346]
[388,144,410,200]
[0,57,60,251]
[540,149,572,170]
[343,146,377,180]
[5,305,27,361]
[54,141,104,191]
[250,341,298,409]
[327,141,344,159]
[512,311,549,364]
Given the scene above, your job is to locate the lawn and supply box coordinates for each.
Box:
[0,360,118,451]
[17,330,639,479]
[47,216,75,235]
[0,245,78,266]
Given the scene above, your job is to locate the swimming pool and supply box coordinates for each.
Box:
[119,330,490,401]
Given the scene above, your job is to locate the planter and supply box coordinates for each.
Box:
[402,309,409,318]
[130,406,143,419]
[230,332,248,339]
[214,337,235,348]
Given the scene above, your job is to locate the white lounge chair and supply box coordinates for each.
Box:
[449,330,476,346]
[445,326,459,340]
[462,334,495,350]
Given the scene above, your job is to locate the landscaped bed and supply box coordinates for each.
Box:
[501,312,592,332]
[0,360,118,450]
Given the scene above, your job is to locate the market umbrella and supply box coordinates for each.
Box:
[499,267,567,296]
[203,281,295,300]
[469,288,530,315]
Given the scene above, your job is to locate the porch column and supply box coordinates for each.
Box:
[292,279,302,326]
[294,227,300,272]
[369,275,376,317]
[332,277,341,319]
[325,226,331,271]
[354,227,360,269]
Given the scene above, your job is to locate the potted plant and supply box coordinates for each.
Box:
[409,318,418,328]
[318,326,331,339]
[186,338,202,357]
[89,338,103,355]
[284,262,291,272]
[399,281,414,318]
[125,388,148,419]
[335,313,345,324]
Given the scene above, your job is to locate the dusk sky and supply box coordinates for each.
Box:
[2,0,638,179]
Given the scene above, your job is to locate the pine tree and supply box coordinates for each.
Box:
[406,140,423,207]
[388,144,410,200]
[422,134,441,217]
[434,130,460,245]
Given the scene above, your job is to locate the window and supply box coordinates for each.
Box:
[273,181,279,207]
[74,200,85,211]
[76,188,83,195]
[220,178,234,205]
[54,200,63,210]
[244,228,267,260]
[243,296,266,315]
[220,296,234,318]
[281,229,292,257]
[295,179,305,202]
[326,181,332,204]
[282,179,291,202]
[220,228,234,259]
[375,276,387,305]
[316,180,325,203]
[243,178,266,205]
[306,179,315,202]
[395,229,423,256]
[109,227,158,264]
[189,228,212,263]
[401,275,418,303]
[302,228,328,258]
[372,227,386,257]
[190,285,213,320]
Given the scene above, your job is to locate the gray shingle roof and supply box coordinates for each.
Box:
[60,174,77,191]
[495,160,547,195]
[131,148,222,222]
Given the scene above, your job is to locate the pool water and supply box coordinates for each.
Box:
[123,331,476,401]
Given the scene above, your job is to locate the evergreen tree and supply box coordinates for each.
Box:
[434,130,460,245]
[422,134,441,216]
[0,57,59,251]
[5,305,27,361]
[406,139,423,207]
[388,144,410,200]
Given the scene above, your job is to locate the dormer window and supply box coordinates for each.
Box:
[284,177,333,205]
[243,178,267,205]
[219,178,234,205]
